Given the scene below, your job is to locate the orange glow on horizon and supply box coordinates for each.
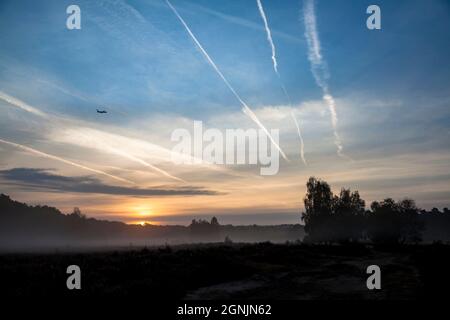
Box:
[128,220,158,226]
[132,205,153,217]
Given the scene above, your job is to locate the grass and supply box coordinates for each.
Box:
[1,242,449,299]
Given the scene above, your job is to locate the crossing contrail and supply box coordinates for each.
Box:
[105,146,186,183]
[303,0,344,158]
[53,126,187,183]
[291,111,307,166]
[166,0,288,161]
[0,137,134,184]
[256,0,306,165]
[0,91,185,182]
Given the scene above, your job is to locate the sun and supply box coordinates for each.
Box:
[128,220,153,226]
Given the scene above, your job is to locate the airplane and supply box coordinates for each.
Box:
[96,109,108,114]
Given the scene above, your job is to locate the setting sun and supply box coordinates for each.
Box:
[128,220,158,226]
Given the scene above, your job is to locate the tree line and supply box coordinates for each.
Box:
[0,194,304,248]
[301,177,450,244]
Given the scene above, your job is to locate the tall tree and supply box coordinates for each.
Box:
[302,177,334,242]
[332,188,366,242]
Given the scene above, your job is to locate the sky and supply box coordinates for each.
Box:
[0,0,449,225]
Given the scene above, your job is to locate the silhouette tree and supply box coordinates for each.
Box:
[398,199,424,243]
[332,188,366,243]
[431,207,440,215]
[301,177,334,242]
[367,198,423,244]
[189,218,220,240]
[301,178,425,244]
[210,217,219,226]
[70,207,86,219]
[302,177,366,242]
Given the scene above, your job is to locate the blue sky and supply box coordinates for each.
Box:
[0,0,449,224]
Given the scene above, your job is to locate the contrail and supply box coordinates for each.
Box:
[166,0,288,161]
[0,91,184,181]
[255,0,291,104]
[0,91,48,118]
[256,0,278,74]
[105,146,186,183]
[54,127,187,183]
[0,137,134,184]
[256,0,306,165]
[303,0,344,157]
[290,111,307,165]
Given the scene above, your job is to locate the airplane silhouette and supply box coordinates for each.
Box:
[96,109,107,114]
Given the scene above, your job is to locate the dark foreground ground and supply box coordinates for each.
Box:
[1,243,449,299]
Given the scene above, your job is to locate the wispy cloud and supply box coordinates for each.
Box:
[104,145,185,183]
[303,0,345,158]
[0,90,48,118]
[166,0,288,161]
[49,125,223,177]
[0,168,219,196]
[0,138,133,184]
[0,90,186,182]
[291,111,307,165]
[177,1,304,44]
[256,0,306,164]
[256,0,278,74]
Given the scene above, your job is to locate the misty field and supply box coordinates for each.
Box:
[1,242,449,299]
